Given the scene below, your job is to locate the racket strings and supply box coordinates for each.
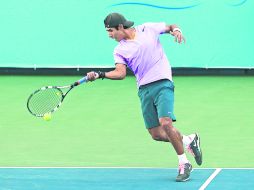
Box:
[28,88,63,116]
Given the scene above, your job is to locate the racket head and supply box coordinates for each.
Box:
[27,86,64,117]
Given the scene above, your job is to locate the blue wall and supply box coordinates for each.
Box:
[0,0,253,68]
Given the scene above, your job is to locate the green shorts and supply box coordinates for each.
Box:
[138,79,176,129]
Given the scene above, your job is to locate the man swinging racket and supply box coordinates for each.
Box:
[87,13,202,182]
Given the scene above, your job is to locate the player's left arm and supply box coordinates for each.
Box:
[165,24,186,44]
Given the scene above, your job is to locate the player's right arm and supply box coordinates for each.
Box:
[87,63,126,81]
[103,63,127,80]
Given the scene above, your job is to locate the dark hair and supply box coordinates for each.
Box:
[114,25,130,30]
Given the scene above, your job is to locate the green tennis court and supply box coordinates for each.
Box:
[0,75,253,167]
[1,0,254,189]
[0,76,254,189]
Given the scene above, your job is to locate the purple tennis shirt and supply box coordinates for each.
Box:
[113,22,172,87]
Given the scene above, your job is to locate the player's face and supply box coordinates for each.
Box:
[106,28,124,42]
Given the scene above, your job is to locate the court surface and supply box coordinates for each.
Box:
[1,76,254,189]
[0,168,253,190]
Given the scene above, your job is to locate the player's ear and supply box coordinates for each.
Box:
[118,24,124,30]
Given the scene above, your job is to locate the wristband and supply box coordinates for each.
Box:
[173,28,182,33]
[98,71,105,79]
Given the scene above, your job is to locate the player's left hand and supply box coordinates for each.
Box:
[172,31,186,44]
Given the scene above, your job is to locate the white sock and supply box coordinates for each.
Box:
[178,153,189,165]
[182,134,195,147]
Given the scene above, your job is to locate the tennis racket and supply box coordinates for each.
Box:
[27,76,88,117]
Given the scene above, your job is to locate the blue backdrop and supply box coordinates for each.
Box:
[0,0,253,68]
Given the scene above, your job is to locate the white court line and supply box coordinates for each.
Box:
[199,168,222,190]
[0,166,165,169]
[0,167,253,169]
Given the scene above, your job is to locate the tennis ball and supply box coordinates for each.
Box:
[43,113,52,121]
[56,92,61,96]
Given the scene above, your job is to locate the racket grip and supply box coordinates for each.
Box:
[74,76,88,86]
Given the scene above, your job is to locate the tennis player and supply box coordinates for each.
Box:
[87,13,202,182]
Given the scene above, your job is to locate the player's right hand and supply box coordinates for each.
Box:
[87,71,99,81]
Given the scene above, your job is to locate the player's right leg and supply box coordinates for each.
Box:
[148,126,202,166]
[148,126,169,142]
[183,133,202,166]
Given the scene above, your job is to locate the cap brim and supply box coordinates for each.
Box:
[124,21,134,28]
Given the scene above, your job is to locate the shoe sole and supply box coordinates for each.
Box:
[195,133,202,166]
[176,177,190,182]
[176,164,192,182]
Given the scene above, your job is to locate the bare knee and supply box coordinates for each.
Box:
[159,117,182,142]
[148,127,169,142]
[159,117,173,130]
[149,129,162,141]
[151,133,163,141]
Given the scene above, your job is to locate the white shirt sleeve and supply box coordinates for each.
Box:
[113,49,127,65]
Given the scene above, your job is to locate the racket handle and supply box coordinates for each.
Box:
[74,76,88,86]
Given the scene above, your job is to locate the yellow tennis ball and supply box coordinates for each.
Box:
[56,92,61,96]
[43,113,52,121]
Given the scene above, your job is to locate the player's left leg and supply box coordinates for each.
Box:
[159,117,192,182]
[159,117,183,154]
[153,80,193,182]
